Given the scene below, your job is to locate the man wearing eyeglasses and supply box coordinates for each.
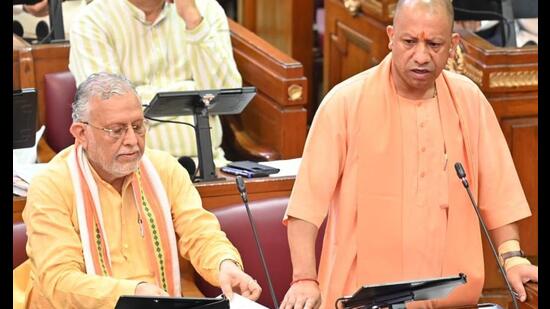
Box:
[15,72,261,309]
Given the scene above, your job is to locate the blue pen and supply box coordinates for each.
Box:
[221,166,255,178]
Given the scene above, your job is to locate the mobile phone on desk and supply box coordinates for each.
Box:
[226,161,280,175]
[220,166,262,178]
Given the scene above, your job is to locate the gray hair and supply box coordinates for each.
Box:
[72,72,139,122]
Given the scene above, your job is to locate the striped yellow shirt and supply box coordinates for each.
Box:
[69,0,242,166]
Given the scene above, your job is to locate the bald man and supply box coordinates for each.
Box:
[280,1,538,308]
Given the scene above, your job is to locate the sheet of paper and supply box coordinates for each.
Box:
[260,158,302,177]
[13,163,48,184]
[229,293,269,309]
[13,125,45,165]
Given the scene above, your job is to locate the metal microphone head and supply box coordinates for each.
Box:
[454,162,466,178]
[236,176,246,194]
[454,162,469,188]
[235,176,248,203]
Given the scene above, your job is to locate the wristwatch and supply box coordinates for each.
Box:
[498,250,525,266]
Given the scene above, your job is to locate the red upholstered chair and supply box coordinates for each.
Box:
[195,197,326,308]
[43,71,77,152]
[13,222,28,269]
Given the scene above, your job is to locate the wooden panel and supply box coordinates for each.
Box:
[324,0,391,93]
[30,43,71,127]
[228,19,308,159]
[13,50,20,91]
[195,175,295,210]
[13,35,36,91]
[240,0,315,120]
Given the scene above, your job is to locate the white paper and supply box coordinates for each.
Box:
[13,163,48,196]
[13,163,48,184]
[229,293,269,309]
[13,125,45,165]
[260,158,302,177]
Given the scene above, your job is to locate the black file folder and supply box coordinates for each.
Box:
[340,273,467,308]
[115,295,229,309]
[13,89,37,149]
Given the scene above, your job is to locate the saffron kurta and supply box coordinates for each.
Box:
[17,146,241,308]
[284,54,531,308]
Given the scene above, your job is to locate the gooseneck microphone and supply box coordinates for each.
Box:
[235,176,279,309]
[454,162,519,309]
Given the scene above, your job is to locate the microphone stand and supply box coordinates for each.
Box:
[235,176,280,309]
[454,163,519,309]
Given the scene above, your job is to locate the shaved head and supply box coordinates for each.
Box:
[394,0,454,30]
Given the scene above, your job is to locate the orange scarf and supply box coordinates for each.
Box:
[354,54,483,306]
[67,144,181,296]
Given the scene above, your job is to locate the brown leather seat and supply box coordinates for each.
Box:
[195,197,325,307]
[44,71,77,152]
[13,222,28,269]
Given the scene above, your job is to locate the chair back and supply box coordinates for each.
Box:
[195,197,325,308]
[44,71,77,152]
[13,222,28,269]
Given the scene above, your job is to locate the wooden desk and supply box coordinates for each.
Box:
[13,175,295,222]
[12,176,538,308]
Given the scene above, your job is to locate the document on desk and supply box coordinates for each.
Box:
[260,158,302,177]
[229,294,269,309]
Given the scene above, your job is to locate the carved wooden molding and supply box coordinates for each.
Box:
[363,0,382,16]
[447,44,485,86]
[464,62,483,86]
[388,3,396,18]
[446,44,483,86]
[287,84,303,101]
[344,0,361,16]
[445,44,465,74]
[361,0,396,19]
[489,70,538,88]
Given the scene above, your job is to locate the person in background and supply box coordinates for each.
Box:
[69,0,241,167]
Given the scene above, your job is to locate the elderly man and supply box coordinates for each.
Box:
[69,0,241,167]
[17,72,261,308]
[280,0,538,308]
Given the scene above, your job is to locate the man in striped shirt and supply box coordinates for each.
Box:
[69,0,242,167]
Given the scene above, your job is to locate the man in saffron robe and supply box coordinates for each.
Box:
[280,1,538,308]
[14,72,261,308]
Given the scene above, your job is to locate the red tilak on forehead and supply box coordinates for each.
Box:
[419,31,426,40]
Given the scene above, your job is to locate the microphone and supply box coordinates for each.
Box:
[235,176,279,309]
[178,156,196,181]
[453,162,519,309]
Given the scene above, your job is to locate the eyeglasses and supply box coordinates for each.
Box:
[81,120,149,139]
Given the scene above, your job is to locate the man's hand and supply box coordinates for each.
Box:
[173,0,203,30]
[506,264,538,302]
[134,282,170,296]
[23,0,49,17]
[218,260,262,301]
[280,281,322,309]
